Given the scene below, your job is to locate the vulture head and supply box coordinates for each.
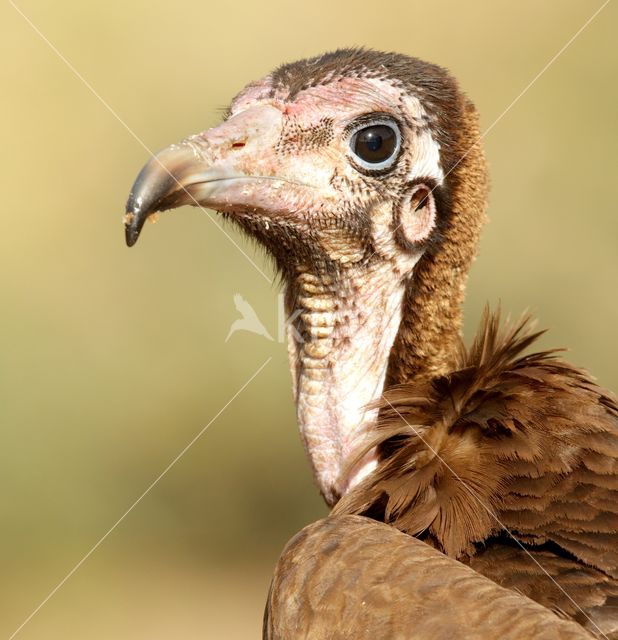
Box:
[125,49,489,505]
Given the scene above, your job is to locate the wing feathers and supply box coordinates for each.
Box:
[264,516,595,640]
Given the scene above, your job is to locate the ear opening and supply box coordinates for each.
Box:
[397,183,438,248]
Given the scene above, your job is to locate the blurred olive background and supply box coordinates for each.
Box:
[1,1,616,638]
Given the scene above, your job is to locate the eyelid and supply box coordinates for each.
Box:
[343,113,402,139]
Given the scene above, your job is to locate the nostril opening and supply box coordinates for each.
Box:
[231,141,246,149]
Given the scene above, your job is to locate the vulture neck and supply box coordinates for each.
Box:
[286,106,488,504]
[285,262,407,504]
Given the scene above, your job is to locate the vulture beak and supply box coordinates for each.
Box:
[124,142,209,247]
[124,104,310,247]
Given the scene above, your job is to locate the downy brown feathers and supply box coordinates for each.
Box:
[335,309,618,629]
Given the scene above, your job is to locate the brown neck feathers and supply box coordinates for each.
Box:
[386,99,489,384]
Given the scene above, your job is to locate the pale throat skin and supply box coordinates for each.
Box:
[123,55,448,505]
[284,202,429,505]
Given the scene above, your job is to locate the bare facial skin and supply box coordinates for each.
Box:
[124,50,447,504]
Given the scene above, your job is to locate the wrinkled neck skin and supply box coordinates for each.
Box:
[285,255,423,506]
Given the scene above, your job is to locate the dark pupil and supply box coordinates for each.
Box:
[354,125,397,163]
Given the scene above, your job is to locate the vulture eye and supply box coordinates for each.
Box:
[349,119,401,172]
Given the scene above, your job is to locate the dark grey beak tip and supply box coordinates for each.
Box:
[124,193,145,248]
[124,222,140,248]
[123,144,194,248]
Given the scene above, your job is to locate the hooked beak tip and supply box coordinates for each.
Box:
[123,152,178,247]
[123,199,145,247]
[124,223,140,248]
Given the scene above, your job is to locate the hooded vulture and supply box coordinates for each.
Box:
[124,49,618,639]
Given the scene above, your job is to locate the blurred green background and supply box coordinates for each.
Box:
[1,1,616,638]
